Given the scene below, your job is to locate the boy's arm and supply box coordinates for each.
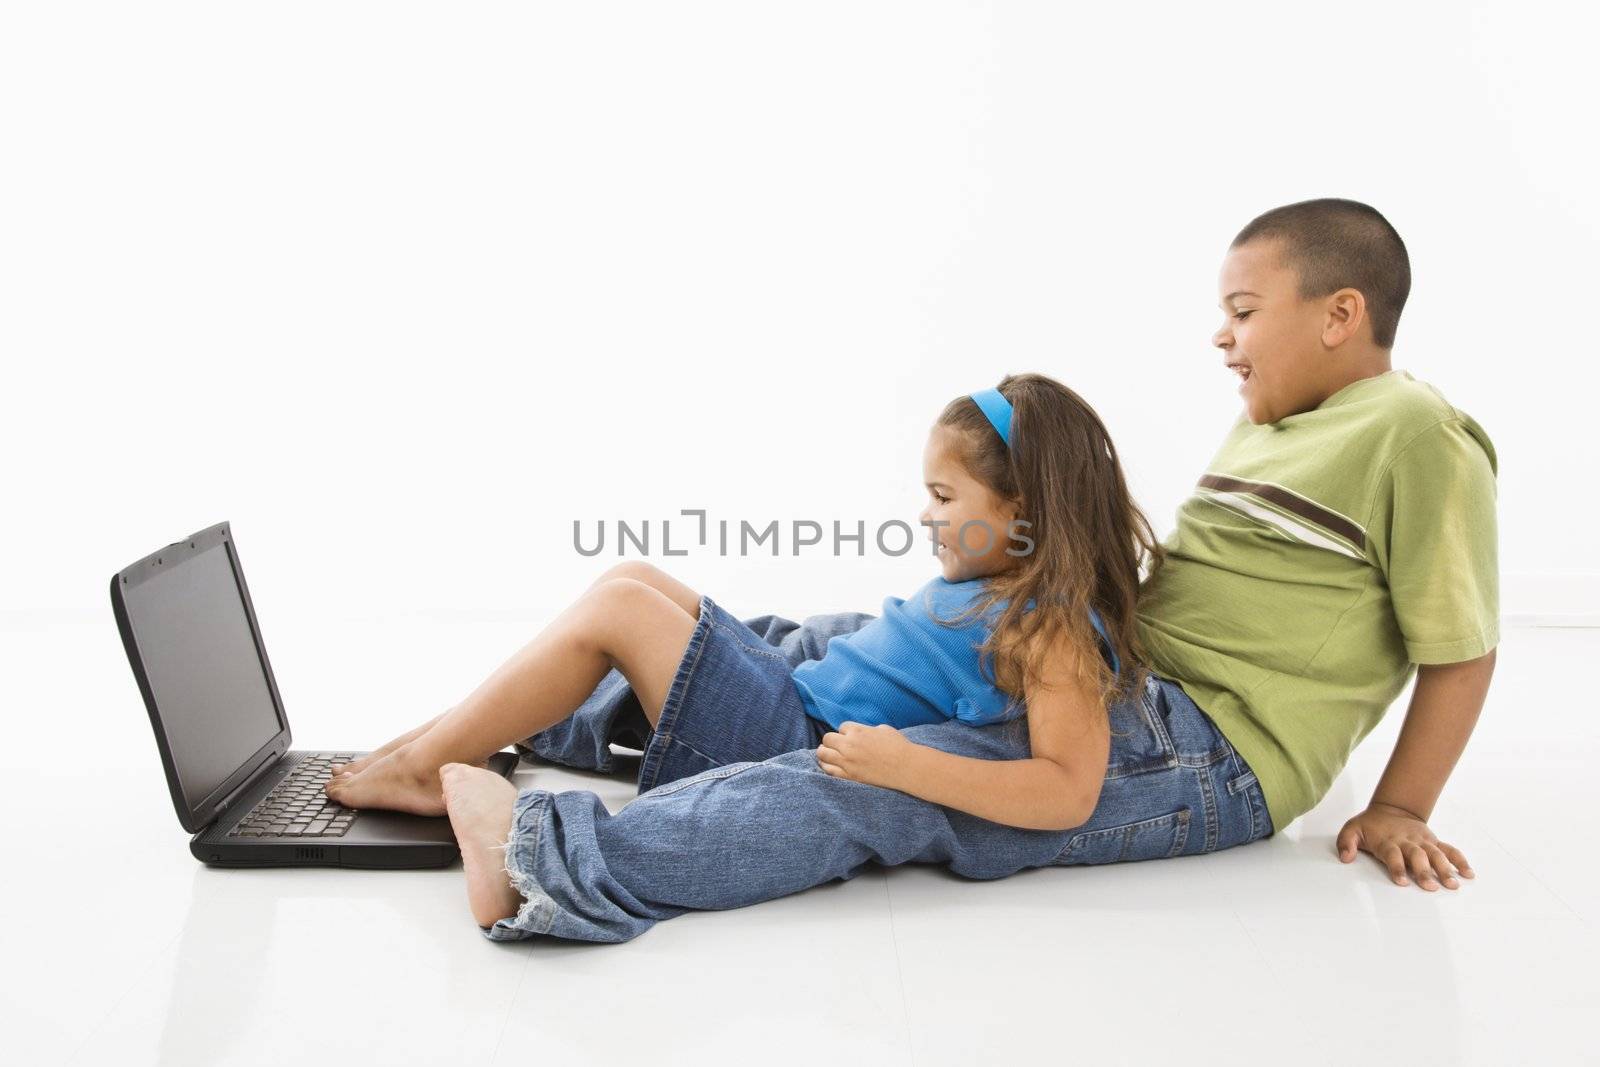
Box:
[1354,414,1499,890]
[1371,649,1496,821]
[1336,647,1496,888]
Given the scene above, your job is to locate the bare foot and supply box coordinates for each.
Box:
[332,710,452,777]
[327,754,487,793]
[329,755,376,779]
[324,744,447,816]
[440,763,522,928]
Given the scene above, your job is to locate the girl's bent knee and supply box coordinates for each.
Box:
[592,560,668,590]
[577,579,679,657]
[586,576,658,609]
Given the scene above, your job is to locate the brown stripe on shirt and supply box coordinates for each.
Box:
[1197,474,1367,550]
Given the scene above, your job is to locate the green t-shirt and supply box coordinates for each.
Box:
[1135,370,1499,833]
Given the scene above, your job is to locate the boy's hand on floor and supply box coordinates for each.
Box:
[1336,802,1475,891]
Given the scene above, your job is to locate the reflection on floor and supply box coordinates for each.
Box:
[5,620,1594,1066]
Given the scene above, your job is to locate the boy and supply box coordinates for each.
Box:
[1136,197,1498,891]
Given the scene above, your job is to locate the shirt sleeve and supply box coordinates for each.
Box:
[1372,419,1501,664]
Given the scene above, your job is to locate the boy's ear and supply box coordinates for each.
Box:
[1321,288,1368,348]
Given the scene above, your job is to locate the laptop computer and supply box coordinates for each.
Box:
[110,520,519,869]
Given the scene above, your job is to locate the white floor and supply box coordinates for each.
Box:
[4,617,1596,1066]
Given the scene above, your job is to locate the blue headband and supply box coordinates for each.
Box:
[969,387,1013,447]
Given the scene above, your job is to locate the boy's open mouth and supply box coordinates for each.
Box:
[1228,362,1253,391]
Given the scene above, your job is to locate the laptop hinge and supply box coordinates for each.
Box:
[215,748,286,816]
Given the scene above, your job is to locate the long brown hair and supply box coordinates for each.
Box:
[934,373,1165,729]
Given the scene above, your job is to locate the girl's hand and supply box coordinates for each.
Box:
[816,722,915,790]
[1335,802,1476,890]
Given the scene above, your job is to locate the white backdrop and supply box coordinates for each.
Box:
[4,3,1597,694]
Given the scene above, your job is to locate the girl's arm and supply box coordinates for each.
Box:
[818,632,1110,831]
[891,634,1110,832]
[891,745,1092,831]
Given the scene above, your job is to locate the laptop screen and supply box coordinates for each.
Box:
[120,540,285,811]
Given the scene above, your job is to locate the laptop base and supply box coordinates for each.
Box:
[191,750,522,869]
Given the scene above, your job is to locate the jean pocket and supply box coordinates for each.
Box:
[1104,681,1180,779]
[1053,807,1192,865]
[1225,764,1271,841]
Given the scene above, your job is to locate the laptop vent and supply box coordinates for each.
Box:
[295,847,327,862]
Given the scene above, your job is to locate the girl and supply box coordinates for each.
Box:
[326,373,1177,931]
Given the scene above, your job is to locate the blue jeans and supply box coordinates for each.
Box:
[487,595,1273,943]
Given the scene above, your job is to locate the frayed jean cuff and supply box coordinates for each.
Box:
[481,788,558,942]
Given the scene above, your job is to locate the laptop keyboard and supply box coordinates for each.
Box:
[228,753,361,838]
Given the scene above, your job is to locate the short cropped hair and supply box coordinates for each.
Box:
[1231,198,1411,348]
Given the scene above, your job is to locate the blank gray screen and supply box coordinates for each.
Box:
[123,542,283,808]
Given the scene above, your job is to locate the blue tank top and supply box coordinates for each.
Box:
[791,577,1120,731]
